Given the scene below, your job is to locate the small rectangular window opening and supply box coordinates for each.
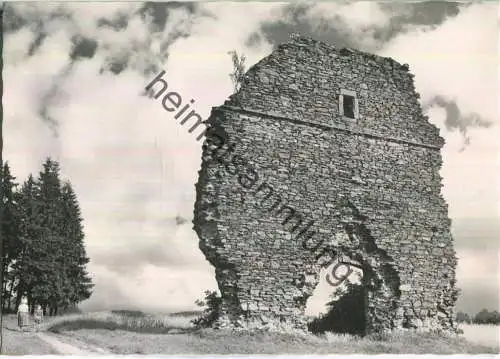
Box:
[338,89,358,120]
[343,95,355,119]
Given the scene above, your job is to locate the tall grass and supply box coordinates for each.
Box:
[43,311,195,334]
[58,323,499,354]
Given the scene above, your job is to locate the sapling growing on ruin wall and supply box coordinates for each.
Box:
[228,50,246,94]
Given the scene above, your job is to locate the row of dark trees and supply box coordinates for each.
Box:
[456,309,500,325]
[1,158,93,316]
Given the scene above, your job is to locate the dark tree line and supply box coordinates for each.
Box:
[1,158,93,316]
[456,309,500,325]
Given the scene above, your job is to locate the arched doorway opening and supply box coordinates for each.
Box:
[302,200,402,336]
[305,256,367,336]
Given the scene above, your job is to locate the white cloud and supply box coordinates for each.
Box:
[81,261,217,313]
[2,26,34,61]
[440,124,500,219]
[313,1,390,31]
[380,2,498,123]
[380,3,499,221]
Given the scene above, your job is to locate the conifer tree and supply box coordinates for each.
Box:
[1,8,5,351]
[12,174,43,311]
[34,158,64,314]
[2,158,93,315]
[60,182,93,308]
[0,162,21,311]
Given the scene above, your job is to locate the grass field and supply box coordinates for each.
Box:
[38,311,499,354]
[459,323,499,348]
[0,315,59,355]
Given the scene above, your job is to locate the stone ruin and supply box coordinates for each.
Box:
[193,35,458,335]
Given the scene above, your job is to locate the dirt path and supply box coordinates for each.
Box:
[36,332,111,355]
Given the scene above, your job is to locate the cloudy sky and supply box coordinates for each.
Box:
[2,1,499,315]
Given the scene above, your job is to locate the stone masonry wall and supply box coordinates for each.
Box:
[193,35,458,334]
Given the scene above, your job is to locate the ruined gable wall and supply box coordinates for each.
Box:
[194,37,457,333]
[227,37,443,148]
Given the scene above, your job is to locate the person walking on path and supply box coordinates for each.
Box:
[17,297,30,331]
[34,304,44,331]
